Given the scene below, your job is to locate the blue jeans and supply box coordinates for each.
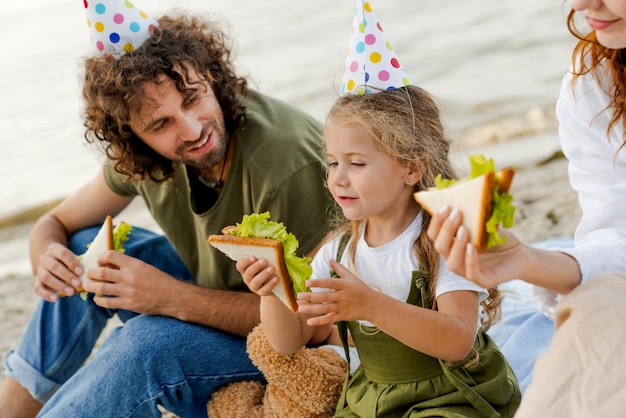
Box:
[2,226,263,417]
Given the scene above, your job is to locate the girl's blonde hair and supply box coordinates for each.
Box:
[567,9,626,154]
[325,85,503,329]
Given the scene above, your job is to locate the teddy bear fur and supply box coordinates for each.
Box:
[207,324,347,418]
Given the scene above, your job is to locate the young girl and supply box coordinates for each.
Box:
[429,0,626,416]
[237,85,520,417]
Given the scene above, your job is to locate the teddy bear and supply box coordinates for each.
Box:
[207,324,347,418]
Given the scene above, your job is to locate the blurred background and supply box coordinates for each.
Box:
[0,0,576,220]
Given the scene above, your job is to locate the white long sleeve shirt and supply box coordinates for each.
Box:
[531,62,626,317]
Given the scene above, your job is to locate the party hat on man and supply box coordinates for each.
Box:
[341,1,410,96]
[83,0,159,58]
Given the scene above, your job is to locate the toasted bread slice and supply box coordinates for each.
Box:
[495,167,515,195]
[63,215,113,295]
[413,168,515,252]
[77,215,113,289]
[208,234,298,312]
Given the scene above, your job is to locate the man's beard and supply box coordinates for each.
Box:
[175,124,228,172]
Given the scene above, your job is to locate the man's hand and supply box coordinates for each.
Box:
[33,243,84,301]
[81,250,181,315]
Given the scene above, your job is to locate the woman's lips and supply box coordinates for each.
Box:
[587,17,620,31]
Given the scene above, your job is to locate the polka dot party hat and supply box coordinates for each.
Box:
[341,1,410,96]
[83,0,158,58]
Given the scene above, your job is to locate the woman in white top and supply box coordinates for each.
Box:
[429,1,626,415]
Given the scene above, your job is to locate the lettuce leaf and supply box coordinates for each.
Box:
[113,221,132,253]
[485,186,515,248]
[229,212,312,294]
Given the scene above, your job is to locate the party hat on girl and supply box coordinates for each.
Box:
[341,1,410,96]
[83,0,159,58]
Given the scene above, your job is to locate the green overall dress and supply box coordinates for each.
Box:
[333,235,521,418]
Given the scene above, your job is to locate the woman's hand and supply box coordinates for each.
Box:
[427,204,525,288]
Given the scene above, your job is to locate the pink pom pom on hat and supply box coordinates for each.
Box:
[341,1,410,96]
[83,0,158,58]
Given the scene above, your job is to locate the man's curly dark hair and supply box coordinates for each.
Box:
[82,13,248,183]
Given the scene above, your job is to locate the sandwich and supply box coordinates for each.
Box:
[208,212,312,312]
[64,215,132,299]
[413,154,516,252]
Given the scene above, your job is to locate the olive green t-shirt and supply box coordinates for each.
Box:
[104,90,333,290]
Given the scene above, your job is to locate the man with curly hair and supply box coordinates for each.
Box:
[0,8,333,418]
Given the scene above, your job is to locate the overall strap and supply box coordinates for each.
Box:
[438,331,500,418]
[336,321,351,411]
[330,231,352,279]
[334,231,352,411]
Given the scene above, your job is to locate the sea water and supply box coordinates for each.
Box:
[0,0,577,220]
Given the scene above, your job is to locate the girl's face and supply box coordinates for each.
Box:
[572,0,626,49]
[324,117,414,222]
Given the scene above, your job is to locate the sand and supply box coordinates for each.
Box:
[0,131,580,416]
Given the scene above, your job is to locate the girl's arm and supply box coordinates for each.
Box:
[236,256,330,354]
[299,260,478,362]
[370,289,478,361]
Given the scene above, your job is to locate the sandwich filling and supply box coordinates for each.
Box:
[227,212,312,294]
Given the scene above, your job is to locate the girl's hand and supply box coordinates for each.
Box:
[297,259,377,326]
[235,256,279,296]
[427,204,525,288]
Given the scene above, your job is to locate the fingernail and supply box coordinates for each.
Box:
[466,243,475,255]
[438,204,449,215]
[74,266,83,275]
[72,278,82,288]
[449,208,459,221]
[64,287,74,296]
[456,225,465,240]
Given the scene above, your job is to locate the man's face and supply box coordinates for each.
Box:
[129,71,228,174]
